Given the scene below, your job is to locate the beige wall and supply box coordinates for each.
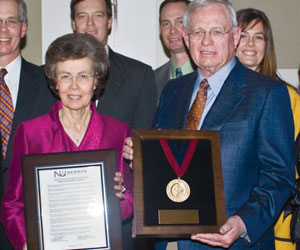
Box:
[231,0,300,69]
[21,0,42,65]
[24,0,300,69]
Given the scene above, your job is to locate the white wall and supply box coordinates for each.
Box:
[41,0,298,87]
[41,0,168,69]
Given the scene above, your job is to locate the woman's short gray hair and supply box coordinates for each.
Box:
[45,33,109,97]
[183,0,237,30]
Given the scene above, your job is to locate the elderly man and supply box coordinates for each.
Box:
[70,0,157,129]
[0,0,56,249]
[155,0,195,101]
[124,0,295,249]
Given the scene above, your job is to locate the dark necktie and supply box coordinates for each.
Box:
[0,68,14,158]
[186,79,209,130]
[175,67,183,78]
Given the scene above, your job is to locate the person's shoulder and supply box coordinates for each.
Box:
[286,84,300,98]
[16,112,53,139]
[97,112,129,130]
[233,62,283,92]
[164,71,197,91]
[155,61,170,74]
[109,49,152,70]
[21,112,52,129]
[21,57,45,75]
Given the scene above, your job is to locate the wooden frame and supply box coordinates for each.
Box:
[132,129,225,238]
[22,149,123,250]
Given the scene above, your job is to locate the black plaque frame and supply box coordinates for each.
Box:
[132,129,225,238]
[22,149,123,250]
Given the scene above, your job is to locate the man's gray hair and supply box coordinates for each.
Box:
[183,0,237,30]
[16,0,27,22]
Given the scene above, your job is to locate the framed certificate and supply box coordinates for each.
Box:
[132,129,226,238]
[22,149,122,250]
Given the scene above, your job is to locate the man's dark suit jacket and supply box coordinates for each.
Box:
[96,48,156,250]
[153,59,295,249]
[1,58,56,183]
[97,48,157,129]
[154,60,170,103]
[0,58,56,249]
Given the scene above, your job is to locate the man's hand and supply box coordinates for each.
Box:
[23,243,27,250]
[123,137,133,168]
[191,215,246,248]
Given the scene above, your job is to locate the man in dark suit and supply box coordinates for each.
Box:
[155,0,195,101]
[0,0,56,249]
[125,0,295,249]
[70,0,157,249]
[70,0,157,129]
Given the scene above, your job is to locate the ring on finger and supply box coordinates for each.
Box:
[121,186,126,193]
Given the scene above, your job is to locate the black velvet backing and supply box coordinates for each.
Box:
[142,139,216,226]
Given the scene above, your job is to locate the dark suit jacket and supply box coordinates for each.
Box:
[1,58,56,184]
[153,59,295,249]
[0,58,56,250]
[154,60,170,102]
[97,48,157,129]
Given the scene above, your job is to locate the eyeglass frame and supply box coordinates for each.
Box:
[0,17,22,28]
[187,26,234,41]
[56,72,97,84]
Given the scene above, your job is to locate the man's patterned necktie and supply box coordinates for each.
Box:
[186,79,209,130]
[175,67,183,78]
[0,68,14,158]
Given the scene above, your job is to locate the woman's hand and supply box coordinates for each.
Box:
[23,243,27,250]
[114,172,126,199]
[123,137,133,169]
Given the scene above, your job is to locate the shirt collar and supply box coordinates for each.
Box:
[0,55,22,108]
[105,45,109,56]
[195,57,237,95]
[170,59,194,79]
[1,55,21,74]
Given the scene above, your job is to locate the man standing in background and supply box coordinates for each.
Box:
[0,0,56,249]
[155,0,195,101]
[71,0,157,249]
[71,0,157,129]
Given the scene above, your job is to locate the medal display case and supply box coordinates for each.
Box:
[132,130,225,238]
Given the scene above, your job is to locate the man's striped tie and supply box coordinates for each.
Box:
[0,68,14,158]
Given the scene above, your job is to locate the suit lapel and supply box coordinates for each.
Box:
[97,48,123,111]
[202,61,247,130]
[172,72,197,129]
[12,59,40,135]
[159,61,170,84]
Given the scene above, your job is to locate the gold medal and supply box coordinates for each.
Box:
[166,178,190,203]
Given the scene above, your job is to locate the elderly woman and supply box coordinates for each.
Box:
[1,33,133,250]
[235,8,300,250]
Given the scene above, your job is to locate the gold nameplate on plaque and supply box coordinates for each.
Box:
[158,210,199,224]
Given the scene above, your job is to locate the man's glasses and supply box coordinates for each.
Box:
[0,18,21,28]
[188,26,233,41]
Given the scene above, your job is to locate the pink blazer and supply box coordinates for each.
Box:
[1,101,133,250]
